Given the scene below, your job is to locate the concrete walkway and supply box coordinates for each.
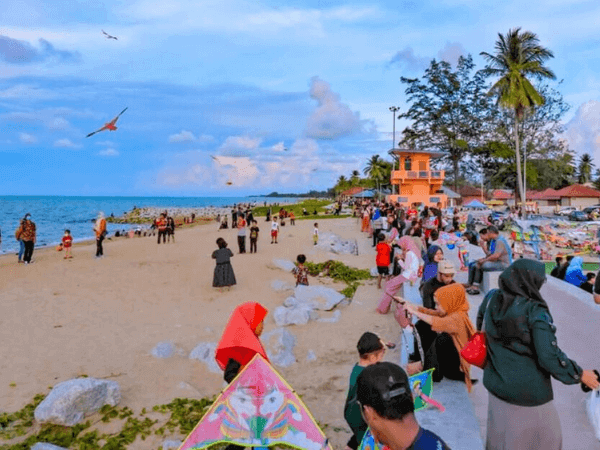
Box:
[463,271,600,450]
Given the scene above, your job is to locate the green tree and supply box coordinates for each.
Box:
[399,55,492,191]
[594,169,600,190]
[480,28,556,205]
[578,153,594,184]
[350,170,361,185]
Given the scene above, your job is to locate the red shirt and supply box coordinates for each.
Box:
[376,242,391,266]
[62,235,73,248]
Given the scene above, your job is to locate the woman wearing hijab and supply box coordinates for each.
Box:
[20,214,36,264]
[94,212,107,258]
[476,259,599,450]
[400,284,475,391]
[422,245,443,283]
[215,302,269,383]
[564,256,587,287]
[377,236,422,314]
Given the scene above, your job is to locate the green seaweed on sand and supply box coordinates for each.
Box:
[304,260,371,299]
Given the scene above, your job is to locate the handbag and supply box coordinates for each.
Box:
[460,298,489,369]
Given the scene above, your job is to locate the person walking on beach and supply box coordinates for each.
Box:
[236,214,247,254]
[156,213,167,244]
[20,214,36,264]
[289,211,295,225]
[14,219,25,263]
[478,259,600,450]
[166,215,175,243]
[62,229,73,259]
[94,212,107,258]
[270,217,279,244]
[313,222,319,246]
[249,220,259,254]
[212,238,236,290]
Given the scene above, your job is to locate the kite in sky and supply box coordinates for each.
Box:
[86,107,128,138]
[101,30,118,40]
[211,155,234,186]
[179,354,332,450]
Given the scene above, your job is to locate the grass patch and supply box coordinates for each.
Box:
[304,260,371,299]
[0,394,216,450]
[252,199,332,218]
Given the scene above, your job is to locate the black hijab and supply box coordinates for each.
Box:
[497,259,547,314]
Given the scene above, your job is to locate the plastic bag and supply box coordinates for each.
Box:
[587,389,600,441]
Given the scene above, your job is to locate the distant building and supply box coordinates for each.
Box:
[458,185,485,205]
[388,149,447,208]
[553,184,600,208]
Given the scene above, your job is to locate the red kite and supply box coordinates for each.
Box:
[86,107,128,138]
[102,30,118,40]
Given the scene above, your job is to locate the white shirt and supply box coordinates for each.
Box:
[313,227,319,235]
[271,221,279,231]
[400,250,420,280]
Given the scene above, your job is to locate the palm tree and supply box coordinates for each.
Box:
[363,155,382,177]
[350,170,360,185]
[481,28,555,206]
[578,153,594,184]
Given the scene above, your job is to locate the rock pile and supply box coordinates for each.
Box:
[273,285,346,326]
[315,232,358,255]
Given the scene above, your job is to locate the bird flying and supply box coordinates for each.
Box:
[86,107,128,138]
[102,30,118,40]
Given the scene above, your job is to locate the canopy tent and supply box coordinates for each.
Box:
[352,189,376,198]
[463,199,488,209]
[179,354,332,450]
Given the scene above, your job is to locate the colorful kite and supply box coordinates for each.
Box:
[86,107,128,138]
[179,354,331,450]
[357,369,438,450]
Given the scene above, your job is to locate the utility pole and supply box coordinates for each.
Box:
[389,106,400,195]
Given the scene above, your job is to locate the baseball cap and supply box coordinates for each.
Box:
[357,332,384,356]
[438,260,456,274]
[356,362,414,417]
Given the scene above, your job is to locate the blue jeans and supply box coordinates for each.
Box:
[468,261,508,286]
[18,239,25,261]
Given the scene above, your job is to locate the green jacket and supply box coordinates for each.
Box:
[344,364,368,444]
[477,289,583,407]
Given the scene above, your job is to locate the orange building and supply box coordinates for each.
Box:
[387,149,447,208]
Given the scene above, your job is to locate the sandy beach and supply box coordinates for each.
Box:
[0,216,404,449]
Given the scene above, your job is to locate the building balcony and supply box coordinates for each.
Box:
[391,170,445,183]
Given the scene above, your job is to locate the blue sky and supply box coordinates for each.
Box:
[2,0,600,196]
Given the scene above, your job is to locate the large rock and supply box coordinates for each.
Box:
[271,280,294,292]
[272,258,296,272]
[32,444,69,450]
[262,328,297,367]
[273,304,319,327]
[318,310,342,323]
[316,232,358,255]
[294,285,346,311]
[189,342,221,373]
[34,378,121,426]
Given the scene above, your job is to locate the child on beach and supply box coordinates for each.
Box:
[249,220,259,254]
[270,217,279,244]
[212,238,236,290]
[375,234,391,289]
[290,212,296,225]
[292,254,309,286]
[344,332,386,450]
[62,229,73,259]
[313,222,319,246]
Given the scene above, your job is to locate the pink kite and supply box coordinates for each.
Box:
[179,354,331,450]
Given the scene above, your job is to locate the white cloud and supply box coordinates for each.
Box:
[271,141,286,152]
[98,148,119,157]
[437,42,465,66]
[305,76,363,140]
[157,163,213,187]
[47,117,70,130]
[0,84,57,100]
[563,100,600,161]
[19,132,36,143]
[218,135,262,156]
[387,47,429,71]
[212,155,260,185]
[54,138,81,149]
[169,130,196,142]
[197,134,215,143]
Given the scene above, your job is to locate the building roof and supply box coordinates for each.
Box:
[390,148,446,159]
[491,189,513,200]
[458,185,484,197]
[441,186,460,199]
[341,186,364,196]
[531,188,561,200]
[554,184,600,198]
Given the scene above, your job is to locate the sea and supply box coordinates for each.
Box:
[0,196,298,255]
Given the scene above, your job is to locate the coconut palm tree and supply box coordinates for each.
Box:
[350,170,361,185]
[578,153,594,184]
[480,28,555,206]
[363,155,382,177]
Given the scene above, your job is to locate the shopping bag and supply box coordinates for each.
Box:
[460,331,487,369]
[587,389,600,441]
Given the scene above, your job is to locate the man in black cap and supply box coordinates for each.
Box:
[356,362,450,450]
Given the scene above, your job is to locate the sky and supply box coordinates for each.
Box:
[2,0,600,196]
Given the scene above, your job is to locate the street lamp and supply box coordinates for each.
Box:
[389,106,400,194]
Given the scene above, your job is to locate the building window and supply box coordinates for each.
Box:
[404,157,412,171]
[430,197,440,203]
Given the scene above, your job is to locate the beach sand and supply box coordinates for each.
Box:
[0,217,402,449]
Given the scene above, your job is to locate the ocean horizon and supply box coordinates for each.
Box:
[0,195,300,255]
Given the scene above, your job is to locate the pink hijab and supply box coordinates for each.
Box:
[397,236,420,256]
